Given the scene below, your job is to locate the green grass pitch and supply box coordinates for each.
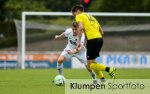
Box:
[0,68,150,94]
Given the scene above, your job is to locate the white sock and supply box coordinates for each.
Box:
[57,62,63,75]
[90,71,96,80]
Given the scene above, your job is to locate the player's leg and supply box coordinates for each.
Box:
[53,52,68,83]
[93,70,105,82]
[57,50,70,75]
[85,64,98,84]
[84,63,96,80]
[75,51,96,81]
[86,38,105,71]
[87,60,106,82]
[90,61,116,80]
[77,57,97,84]
[87,38,116,80]
[86,39,107,81]
[57,55,66,75]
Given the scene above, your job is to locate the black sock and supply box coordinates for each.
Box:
[105,67,110,72]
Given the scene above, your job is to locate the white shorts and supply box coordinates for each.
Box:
[60,49,87,64]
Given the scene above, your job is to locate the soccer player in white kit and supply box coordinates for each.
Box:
[55,22,96,81]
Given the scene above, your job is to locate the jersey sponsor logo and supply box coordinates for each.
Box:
[69,40,77,46]
[69,37,78,46]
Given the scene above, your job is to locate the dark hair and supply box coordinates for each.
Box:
[71,4,84,13]
[72,21,78,27]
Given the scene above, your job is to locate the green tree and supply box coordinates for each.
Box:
[99,0,143,12]
[89,0,150,12]
[44,0,82,12]
[5,0,49,19]
[88,0,102,12]
[0,0,8,21]
[142,0,150,12]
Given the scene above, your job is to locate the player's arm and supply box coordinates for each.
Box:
[78,22,84,42]
[55,32,65,39]
[76,22,84,50]
[66,44,82,54]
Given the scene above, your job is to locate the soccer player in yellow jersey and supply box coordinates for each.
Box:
[71,5,116,82]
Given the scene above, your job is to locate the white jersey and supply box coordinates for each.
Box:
[64,28,85,51]
[60,28,87,64]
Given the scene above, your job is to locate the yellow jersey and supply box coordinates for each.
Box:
[75,13,103,40]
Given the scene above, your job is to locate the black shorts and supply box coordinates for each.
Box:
[87,38,103,60]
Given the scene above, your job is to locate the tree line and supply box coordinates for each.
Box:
[0,0,150,21]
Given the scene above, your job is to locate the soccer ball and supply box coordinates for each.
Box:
[53,75,65,86]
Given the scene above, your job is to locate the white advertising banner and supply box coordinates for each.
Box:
[72,52,150,68]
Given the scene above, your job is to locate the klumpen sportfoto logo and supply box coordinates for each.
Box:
[65,79,150,94]
[70,82,145,91]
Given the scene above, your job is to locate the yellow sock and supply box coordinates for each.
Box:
[90,62,106,71]
[94,70,104,78]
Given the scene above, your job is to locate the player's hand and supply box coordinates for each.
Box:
[55,35,59,39]
[77,42,81,48]
[76,42,82,51]
[66,50,74,54]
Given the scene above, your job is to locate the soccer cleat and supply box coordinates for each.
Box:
[109,67,116,82]
[92,79,98,84]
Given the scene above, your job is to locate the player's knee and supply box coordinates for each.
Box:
[57,59,63,64]
[57,57,65,64]
[90,63,93,69]
[87,61,92,69]
[88,60,95,69]
[90,63,95,70]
